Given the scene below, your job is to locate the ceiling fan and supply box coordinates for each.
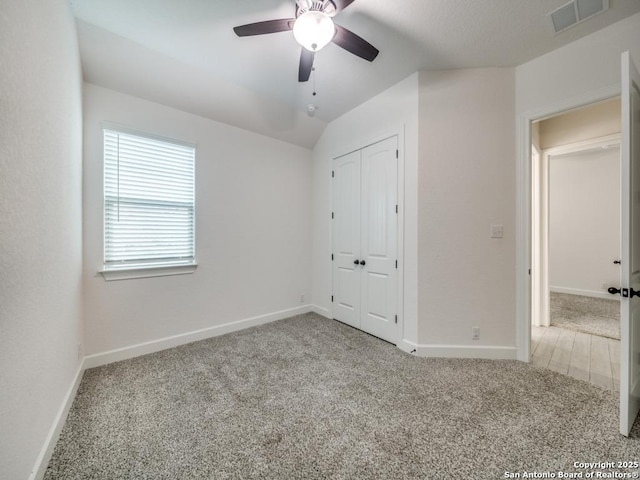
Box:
[233,0,379,82]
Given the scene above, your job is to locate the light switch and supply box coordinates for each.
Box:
[491,224,503,239]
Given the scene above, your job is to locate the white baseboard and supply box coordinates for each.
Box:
[84,305,313,369]
[550,286,618,301]
[397,339,419,354]
[397,339,516,360]
[311,304,331,319]
[30,358,85,480]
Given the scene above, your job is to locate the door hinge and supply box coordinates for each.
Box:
[331,253,334,261]
[395,260,398,269]
[395,204,398,214]
[331,170,334,178]
[529,269,531,275]
[395,315,398,324]
[331,295,334,303]
[396,149,398,159]
[331,212,334,219]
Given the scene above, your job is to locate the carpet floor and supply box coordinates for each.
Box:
[45,313,640,479]
[550,292,620,340]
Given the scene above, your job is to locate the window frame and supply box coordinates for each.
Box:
[99,123,197,281]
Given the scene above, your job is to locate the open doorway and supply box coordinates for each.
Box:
[530,98,622,391]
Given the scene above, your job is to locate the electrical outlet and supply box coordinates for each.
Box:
[472,327,480,340]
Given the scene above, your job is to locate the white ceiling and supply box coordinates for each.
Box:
[69,0,640,148]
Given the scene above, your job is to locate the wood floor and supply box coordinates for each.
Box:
[531,325,620,391]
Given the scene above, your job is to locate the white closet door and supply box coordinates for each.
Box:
[360,136,398,343]
[331,136,399,344]
[332,150,361,328]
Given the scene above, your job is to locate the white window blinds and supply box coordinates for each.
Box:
[103,128,195,270]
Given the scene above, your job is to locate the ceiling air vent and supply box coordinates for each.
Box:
[549,0,609,34]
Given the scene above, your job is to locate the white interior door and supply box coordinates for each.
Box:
[332,150,361,329]
[331,136,399,344]
[360,137,398,343]
[620,51,640,436]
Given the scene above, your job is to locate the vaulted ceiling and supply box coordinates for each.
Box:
[70,0,640,148]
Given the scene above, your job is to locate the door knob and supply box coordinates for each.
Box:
[614,260,622,265]
[354,259,360,265]
[608,287,640,298]
[359,260,366,266]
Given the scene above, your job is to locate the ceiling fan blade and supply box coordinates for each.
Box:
[298,48,314,82]
[332,25,379,62]
[233,19,295,37]
[332,0,356,13]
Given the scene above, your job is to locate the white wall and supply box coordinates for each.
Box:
[548,146,621,296]
[516,13,640,116]
[311,73,419,347]
[418,68,516,355]
[0,1,83,478]
[83,83,312,356]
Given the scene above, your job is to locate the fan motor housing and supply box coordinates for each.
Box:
[296,0,337,17]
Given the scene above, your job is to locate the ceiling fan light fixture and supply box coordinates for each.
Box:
[293,11,335,52]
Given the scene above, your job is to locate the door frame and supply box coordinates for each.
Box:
[531,143,543,327]
[516,85,621,362]
[329,127,406,346]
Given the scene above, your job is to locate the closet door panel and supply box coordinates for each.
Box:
[360,136,398,343]
[332,150,361,328]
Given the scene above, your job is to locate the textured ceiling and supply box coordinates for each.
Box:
[69,0,640,148]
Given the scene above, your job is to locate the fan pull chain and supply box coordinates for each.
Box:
[312,67,317,96]
[307,66,318,117]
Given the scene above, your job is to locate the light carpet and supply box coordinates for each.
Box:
[550,292,620,340]
[45,313,639,479]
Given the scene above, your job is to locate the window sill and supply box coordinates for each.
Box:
[100,263,197,281]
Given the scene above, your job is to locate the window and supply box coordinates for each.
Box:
[102,127,196,280]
